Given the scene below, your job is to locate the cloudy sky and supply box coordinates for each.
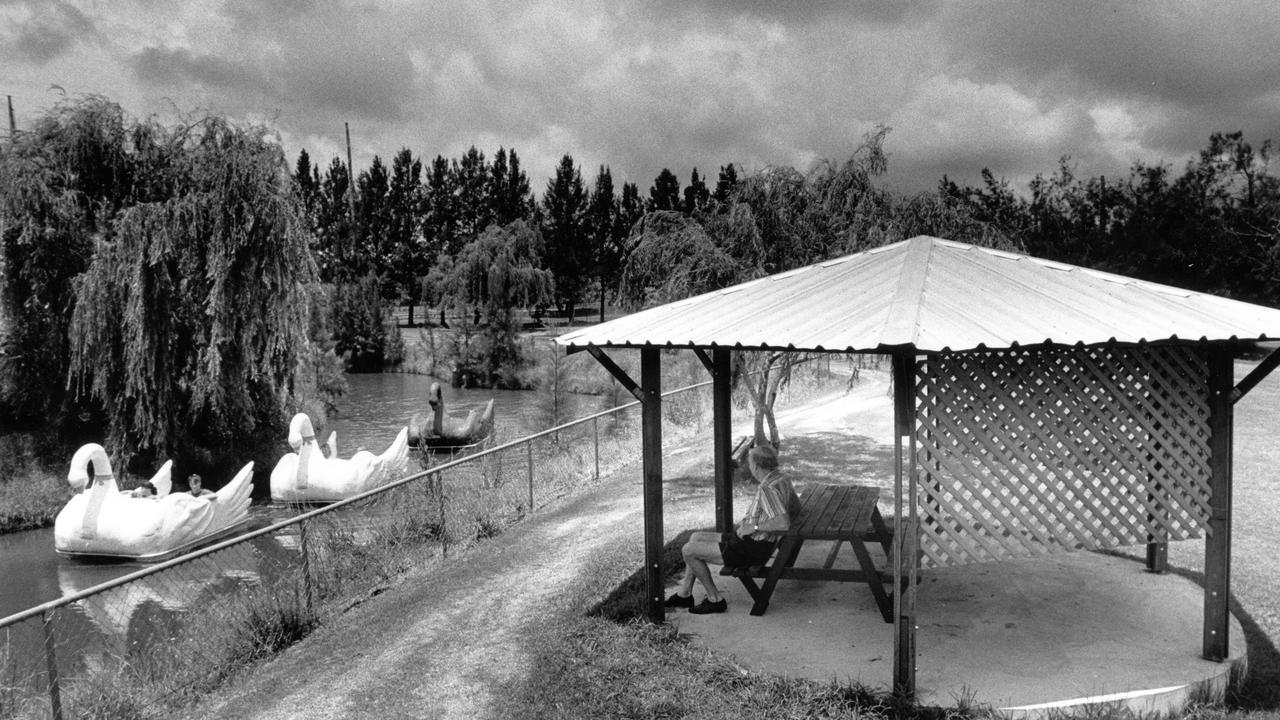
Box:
[4,1,1279,195]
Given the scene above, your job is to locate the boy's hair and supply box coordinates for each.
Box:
[748,444,779,471]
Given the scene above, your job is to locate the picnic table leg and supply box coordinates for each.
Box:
[734,573,763,603]
[850,538,893,623]
[870,508,893,557]
[822,540,842,569]
[750,537,803,617]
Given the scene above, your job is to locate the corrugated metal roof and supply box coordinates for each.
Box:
[555,235,1280,353]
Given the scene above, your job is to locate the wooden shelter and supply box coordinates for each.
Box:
[555,236,1280,697]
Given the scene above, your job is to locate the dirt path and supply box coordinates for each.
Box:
[182,380,888,720]
[181,428,734,716]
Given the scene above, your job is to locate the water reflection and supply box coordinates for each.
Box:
[58,551,261,646]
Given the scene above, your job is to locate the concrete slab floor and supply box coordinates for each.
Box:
[671,546,1245,716]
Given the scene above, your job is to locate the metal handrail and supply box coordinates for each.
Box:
[0,378,713,629]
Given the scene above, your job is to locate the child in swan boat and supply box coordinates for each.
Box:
[131,481,157,498]
[187,474,214,498]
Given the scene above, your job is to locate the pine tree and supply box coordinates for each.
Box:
[617,181,645,239]
[684,168,710,213]
[586,166,617,322]
[387,148,425,326]
[713,163,740,205]
[490,147,533,226]
[454,146,491,242]
[355,155,391,280]
[315,157,355,282]
[294,149,319,213]
[423,155,457,325]
[541,154,589,322]
[648,168,682,212]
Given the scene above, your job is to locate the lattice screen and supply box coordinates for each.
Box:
[913,345,1213,568]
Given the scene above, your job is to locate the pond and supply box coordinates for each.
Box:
[0,373,608,621]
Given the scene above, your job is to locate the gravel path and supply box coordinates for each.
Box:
[181,423,728,720]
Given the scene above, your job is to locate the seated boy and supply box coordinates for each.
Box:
[666,443,801,614]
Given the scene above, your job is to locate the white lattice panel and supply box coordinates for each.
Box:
[914,345,1212,568]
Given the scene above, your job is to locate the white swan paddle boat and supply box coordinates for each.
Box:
[408,382,495,453]
[269,413,410,504]
[54,444,254,562]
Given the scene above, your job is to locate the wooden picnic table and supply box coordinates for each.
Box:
[722,484,894,622]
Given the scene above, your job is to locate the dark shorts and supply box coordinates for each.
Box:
[719,533,777,569]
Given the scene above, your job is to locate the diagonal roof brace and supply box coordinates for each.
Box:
[587,346,644,402]
[693,348,717,376]
[1232,344,1280,403]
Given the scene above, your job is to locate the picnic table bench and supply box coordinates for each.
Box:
[721,484,894,622]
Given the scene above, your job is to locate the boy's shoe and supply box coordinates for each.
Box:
[689,598,728,614]
[664,592,695,608]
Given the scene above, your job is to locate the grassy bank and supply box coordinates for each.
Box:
[0,434,68,532]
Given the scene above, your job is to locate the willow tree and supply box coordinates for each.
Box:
[617,210,798,447]
[67,113,320,474]
[433,220,553,387]
[0,97,133,427]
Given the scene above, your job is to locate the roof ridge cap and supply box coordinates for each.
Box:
[877,236,933,346]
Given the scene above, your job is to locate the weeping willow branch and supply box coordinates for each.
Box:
[67,115,318,467]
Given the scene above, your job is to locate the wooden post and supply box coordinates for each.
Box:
[891,350,917,699]
[713,348,734,532]
[299,518,314,616]
[1204,348,1233,661]
[641,347,665,623]
[42,610,63,720]
[1145,477,1168,573]
[527,443,535,515]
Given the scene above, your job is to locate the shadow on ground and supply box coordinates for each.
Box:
[782,432,895,489]
[588,529,702,623]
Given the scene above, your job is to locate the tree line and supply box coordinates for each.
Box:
[3,96,1279,478]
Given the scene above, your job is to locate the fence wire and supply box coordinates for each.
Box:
[1,381,715,720]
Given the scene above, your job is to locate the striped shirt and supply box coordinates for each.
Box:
[739,470,802,541]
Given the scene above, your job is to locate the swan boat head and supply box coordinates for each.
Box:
[67,443,114,492]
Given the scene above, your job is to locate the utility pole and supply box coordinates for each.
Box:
[345,122,356,218]
[7,96,15,144]
[344,121,356,271]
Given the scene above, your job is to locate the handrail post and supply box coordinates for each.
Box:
[593,416,600,481]
[42,610,63,720]
[527,442,535,514]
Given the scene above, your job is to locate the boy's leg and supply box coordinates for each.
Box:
[680,531,726,601]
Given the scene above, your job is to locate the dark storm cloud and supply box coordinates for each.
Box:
[650,0,937,26]
[16,0,1278,200]
[3,1,96,65]
[132,46,265,91]
[127,2,416,133]
[940,2,1280,156]
[946,3,1280,106]
[275,42,417,123]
